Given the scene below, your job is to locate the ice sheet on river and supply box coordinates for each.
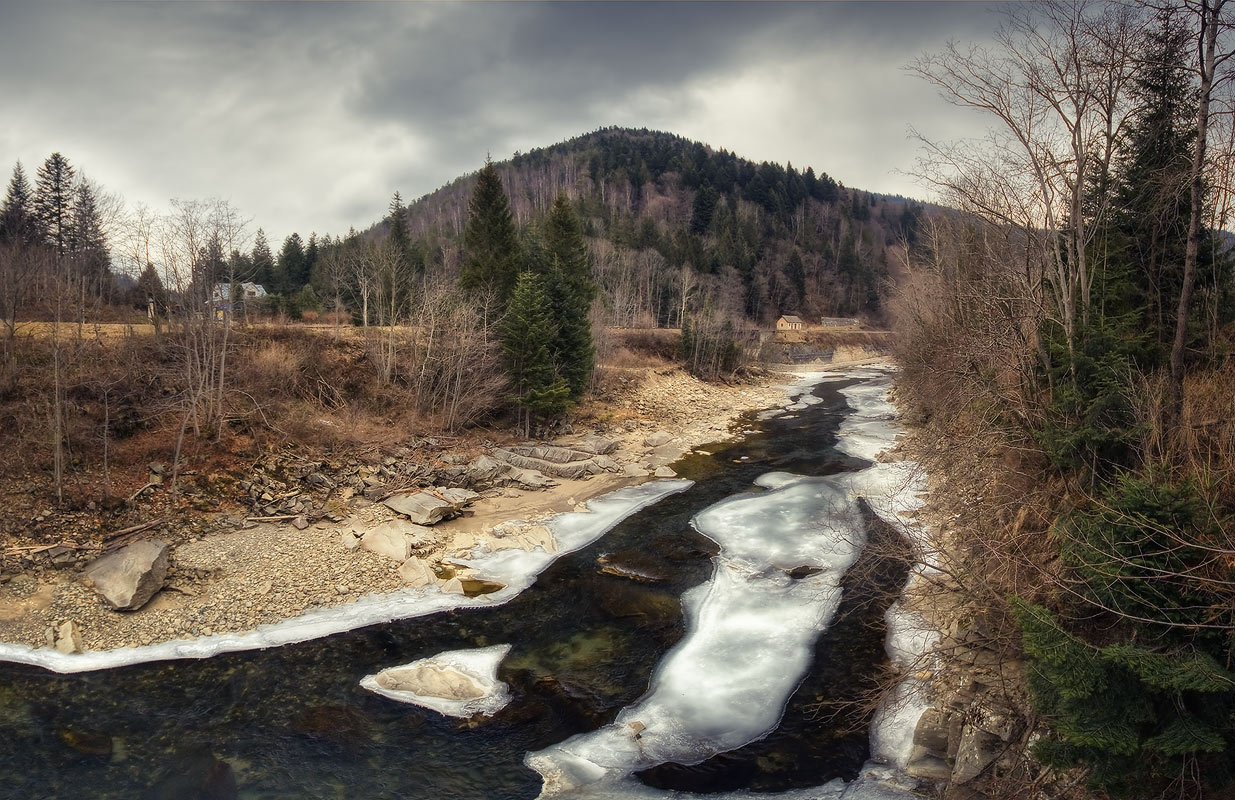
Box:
[527,475,866,796]
[360,643,513,718]
[529,366,934,799]
[0,480,692,674]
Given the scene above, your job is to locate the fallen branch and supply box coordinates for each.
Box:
[103,516,171,542]
[244,514,299,522]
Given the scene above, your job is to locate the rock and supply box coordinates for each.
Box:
[580,435,620,455]
[643,431,673,447]
[59,728,112,756]
[377,663,486,700]
[653,466,677,478]
[360,524,411,562]
[520,524,557,554]
[291,515,310,530]
[596,550,670,583]
[622,463,649,478]
[591,455,621,473]
[383,491,455,525]
[53,620,83,654]
[459,577,506,597]
[465,455,506,485]
[339,531,361,550]
[398,557,437,588]
[82,540,170,611]
[440,577,465,595]
[951,723,1003,783]
[438,487,480,507]
[505,466,556,490]
[905,754,953,782]
[912,708,952,758]
[647,443,682,467]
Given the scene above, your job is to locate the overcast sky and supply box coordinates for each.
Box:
[0,1,1000,252]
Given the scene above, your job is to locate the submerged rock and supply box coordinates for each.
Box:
[596,550,670,583]
[151,752,238,800]
[59,727,112,757]
[82,539,169,611]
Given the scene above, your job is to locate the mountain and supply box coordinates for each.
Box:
[370,127,924,326]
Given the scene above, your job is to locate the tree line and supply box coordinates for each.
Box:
[898,1,1235,795]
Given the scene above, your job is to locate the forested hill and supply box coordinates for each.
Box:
[385,127,923,326]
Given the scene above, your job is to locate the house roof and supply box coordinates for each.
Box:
[780,315,805,324]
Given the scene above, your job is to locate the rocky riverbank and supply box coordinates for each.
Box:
[0,367,792,655]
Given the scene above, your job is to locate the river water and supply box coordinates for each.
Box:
[0,371,920,799]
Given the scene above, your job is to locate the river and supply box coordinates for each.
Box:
[0,369,926,799]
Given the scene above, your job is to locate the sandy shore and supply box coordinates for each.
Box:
[0,366,823,657]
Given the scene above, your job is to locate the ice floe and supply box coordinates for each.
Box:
[527,474,865,795]
[361,643,513,718]
[0,480,692,674]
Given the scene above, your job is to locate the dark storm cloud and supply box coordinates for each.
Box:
[0,1,1000,248]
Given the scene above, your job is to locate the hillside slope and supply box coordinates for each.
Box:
[381,127,924,326]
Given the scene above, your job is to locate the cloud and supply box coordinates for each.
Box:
[0,1,1001,251]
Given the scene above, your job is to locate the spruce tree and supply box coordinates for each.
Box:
[460,160,521,302]
[501,271,570,436]
[0,162,36,244]
[251,229,274,288]
[276,232,306,294]
[67,180,111,298]
[542,194,596,398]
[387,192,411,260]
[34,152,75,257]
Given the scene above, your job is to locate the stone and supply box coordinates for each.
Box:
[912,707,952,758]
[622,463,649,478]
[376,663,487,700]
[591,455,621,473]
[339,531,361,550]
[291,515,310,530]
[59,728,112,756]
[643,431,673,447]
[383,491,455,525]
[951,724,1003,784]
[505,467,556,490]
[438,487,480,507]
[597,549,669,583]
[580,435,620,455]
[905,754,952,782]
[465,455,506,484]
[520,524,557,554]
[398,557,438,588]
[440,577,465,595]
[151,753,238,800]
[653,466,677,478]
[360,524,411,562]
[83,540,170,611]
[53,620,83,654]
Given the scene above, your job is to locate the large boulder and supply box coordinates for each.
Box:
[579,435,620,455]
[643,431,673,448]
[383,491,455,525]
[398,557,438,588]
[83,539,169,611]
[464,455,506,485]
[361,524,412,562]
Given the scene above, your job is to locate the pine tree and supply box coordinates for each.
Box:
[501,271,570,436]
[460,160,521,302]
[0,162,36,244]
[34,152,75,258]
[387,192,411,259]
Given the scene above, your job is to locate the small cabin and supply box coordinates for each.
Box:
[776,315,806,331]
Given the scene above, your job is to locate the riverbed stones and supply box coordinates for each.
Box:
[83,539,170,611]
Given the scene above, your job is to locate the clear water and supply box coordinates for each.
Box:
[0,378,909,799]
